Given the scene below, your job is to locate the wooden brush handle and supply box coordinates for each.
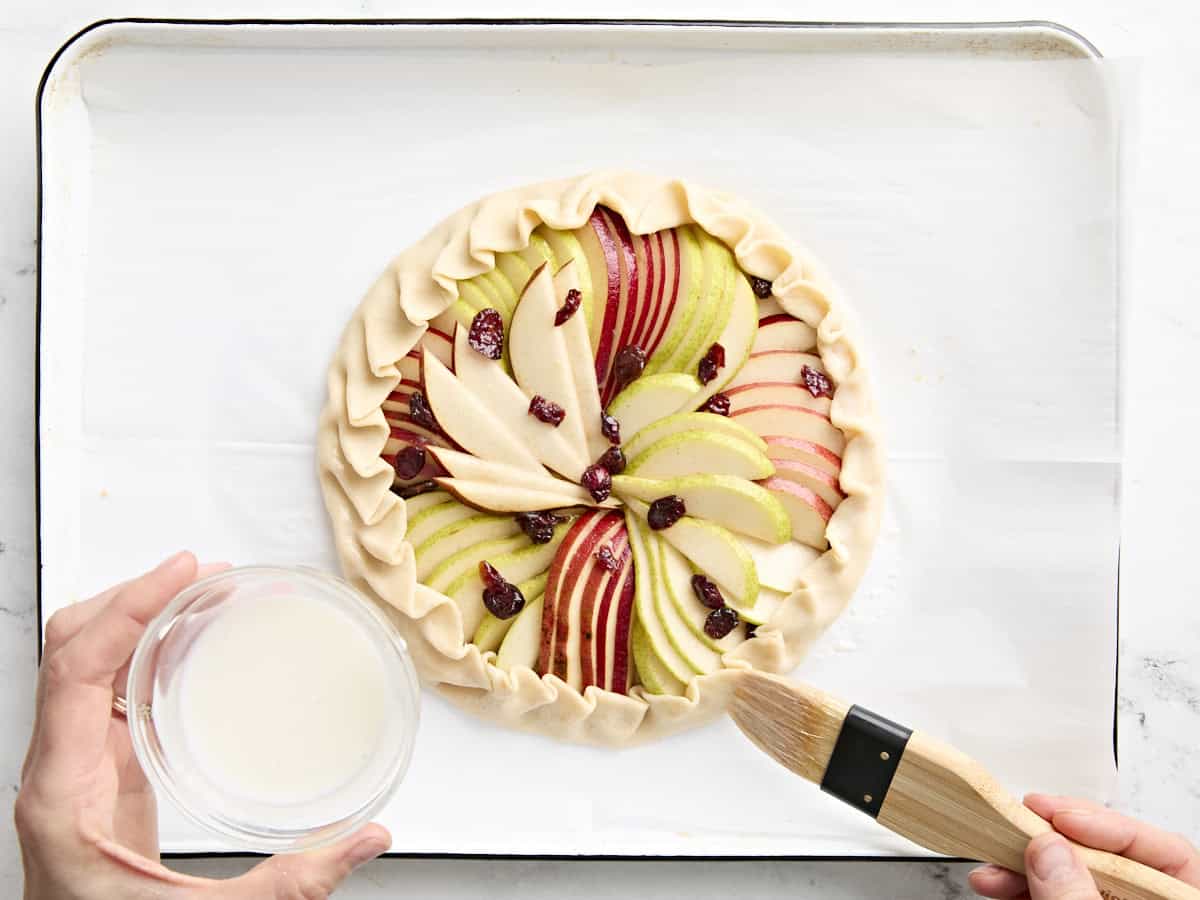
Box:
[878,732,1200,900]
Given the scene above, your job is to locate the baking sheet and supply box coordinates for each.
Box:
[36,20,1120,857]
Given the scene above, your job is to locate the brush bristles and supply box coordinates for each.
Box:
[730,670,851,784]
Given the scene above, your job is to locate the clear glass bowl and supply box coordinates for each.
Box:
[126,566,419,853]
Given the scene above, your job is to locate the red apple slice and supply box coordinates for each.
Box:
[628,231,658,355]
[577,209,622,389]
[422,328,454,368]
[641,228,681,363]
[725,382,832,416]
[768,457,845,510]
[594,540,634,693]
[752,315,817,354]
[385,420,448,448]
[731,405,846,455]
[728,350,830,390]
[399,354,421,384]
[761,435,842,477]
[761,476,833,550]
[578,526,629,690]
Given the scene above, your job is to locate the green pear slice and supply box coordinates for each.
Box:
[740,535,821,594]
[421,350,545,472]
[402,489,452,520]
[645,226,705,376]
[626,498,760,621]
[645,531,723,675]
[478,267,517,315]
[494,251,535,299]
[657,538,746,654]
[689,275,759,409]
[405,496,476,548]
[624,431,775,481]
[631,621,686,696]
[442,523,568,637]
[613,473,790,544]
[436,477,614,514]
[414,513,523,581]
[624,510,694,683]
[520,231,557,271]
[730,405,846,455]
[552,260,608,460]
[448,326,590,479]
[607,372,702,444]
[622,411,767,460]
[429,447,593,505]
[496,593,545,670]
[473,571,548,653]
[680,233,738,374]
[542,228,595,329]
[508,264,590,461]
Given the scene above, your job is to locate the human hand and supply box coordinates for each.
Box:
[969,794,1200,899]
[15,551,391,900]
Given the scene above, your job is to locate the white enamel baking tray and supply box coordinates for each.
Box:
[36,19,1119,859]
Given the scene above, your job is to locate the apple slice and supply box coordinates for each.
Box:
[631,621,686,696]
[399,354,421,384]
[622,411,766,460]
[405,495,476,547]
[428,447,593,505]
[541,227,594,328]
[508,263,590,461]
[730,405,846,455]
[726,382,832,417]
[435,477,614,513]
[613,473,790,544]
[402,489,452,519]
[596,208,642,404]
[762,435,843,478]
[760,477,834,550]
[627,230,659,355]
[688,273,759,408]
[625,431,775,481]
[448,324,589,479]
[658,537,746,653]
[756,296,786,318]
[552,261,609,461]
[728,350,831,390]
[769,457,845,510]
[413,513,523,581]
[444,524,568,638]
[422,350,545,472]
[496,593,545,671]
[637,228,681,362]
[381,438,445,487]
[424,532,530,595]
[753,314,817,354]
[625,498,760,621]
[740,535,822,593]
[384,419,448,449]
[472,571,548,653]
[624,511,695,684]
[420,328,454,368]
[576,209,622,385]
[579,528,633,691]
[607,372,702,444]
[595,545,636,693]
[643,226,703,376]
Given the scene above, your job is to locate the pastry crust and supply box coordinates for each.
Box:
[318,172,884,745]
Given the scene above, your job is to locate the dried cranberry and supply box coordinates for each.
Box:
[528,395,566,426]
[698,393,731,416]
[468,308,504,360]
[611,345,647,395]
[555,288,582,326]
[581,464,612,503]
[393,445,426,480]
[395,479,437,499]
[600,412,621,444]
[407,390,439,431]
[697,342,726,385]
[647,495,686,530]
[515,511,565,544]
[595,544,619,571]
[704,607,740,639]
[479,561,525,620]
[749,276,773,299]
[801,364,834,399]
[745,622,759,639]
[691,574,725,610]
[597,446,626,475]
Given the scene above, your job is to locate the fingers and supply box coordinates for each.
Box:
[968,863,1030,898]
[221,824,391,899]
[1026,794,1200,885]
[1025,833,1101,900]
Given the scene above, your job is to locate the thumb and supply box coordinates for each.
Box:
[1026,833,1102,900]
[222,824,390,899]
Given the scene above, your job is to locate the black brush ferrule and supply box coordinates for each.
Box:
[819,705,913,818]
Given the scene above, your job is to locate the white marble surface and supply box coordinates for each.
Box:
[2,1,1198,897]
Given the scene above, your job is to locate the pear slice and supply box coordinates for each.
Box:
[401,489,451,519]
[496,593,545,671]
[730,405,846,455]
[542,227,595,328]
[741,535,821,594]
[622,411,767,460]
[689,275,759,409]
[422,350,545,473]
[508,263,590,461]
[414,513,524,581]
[753,313,817,354]
[679,232,738,374]
[607,372,702,444]
[624,431,774,481]
[493,251,535,300]
[473,572,548,653]
[657,537,746,654]
[625,499,760,621]
[440,329,590,479]
[624,510,695,683]
[424,532,530,595]
[405,496,477,548]
[428,447,593,505]
[552,260,608,461]
[631,621,686,696]
[613,473,790,544]
[646,531,724,675]
[436,477,614,514]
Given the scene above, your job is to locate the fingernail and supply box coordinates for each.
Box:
[347,837,387,868]
[1031,835,1075,881]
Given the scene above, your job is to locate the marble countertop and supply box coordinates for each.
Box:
[2,1,1197,897]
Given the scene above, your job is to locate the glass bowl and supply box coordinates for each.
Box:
[126,565,419,853]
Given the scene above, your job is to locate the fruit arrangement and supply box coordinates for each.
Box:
[321,174,882,742]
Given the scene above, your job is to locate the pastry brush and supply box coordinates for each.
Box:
[730,670,1199,900]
